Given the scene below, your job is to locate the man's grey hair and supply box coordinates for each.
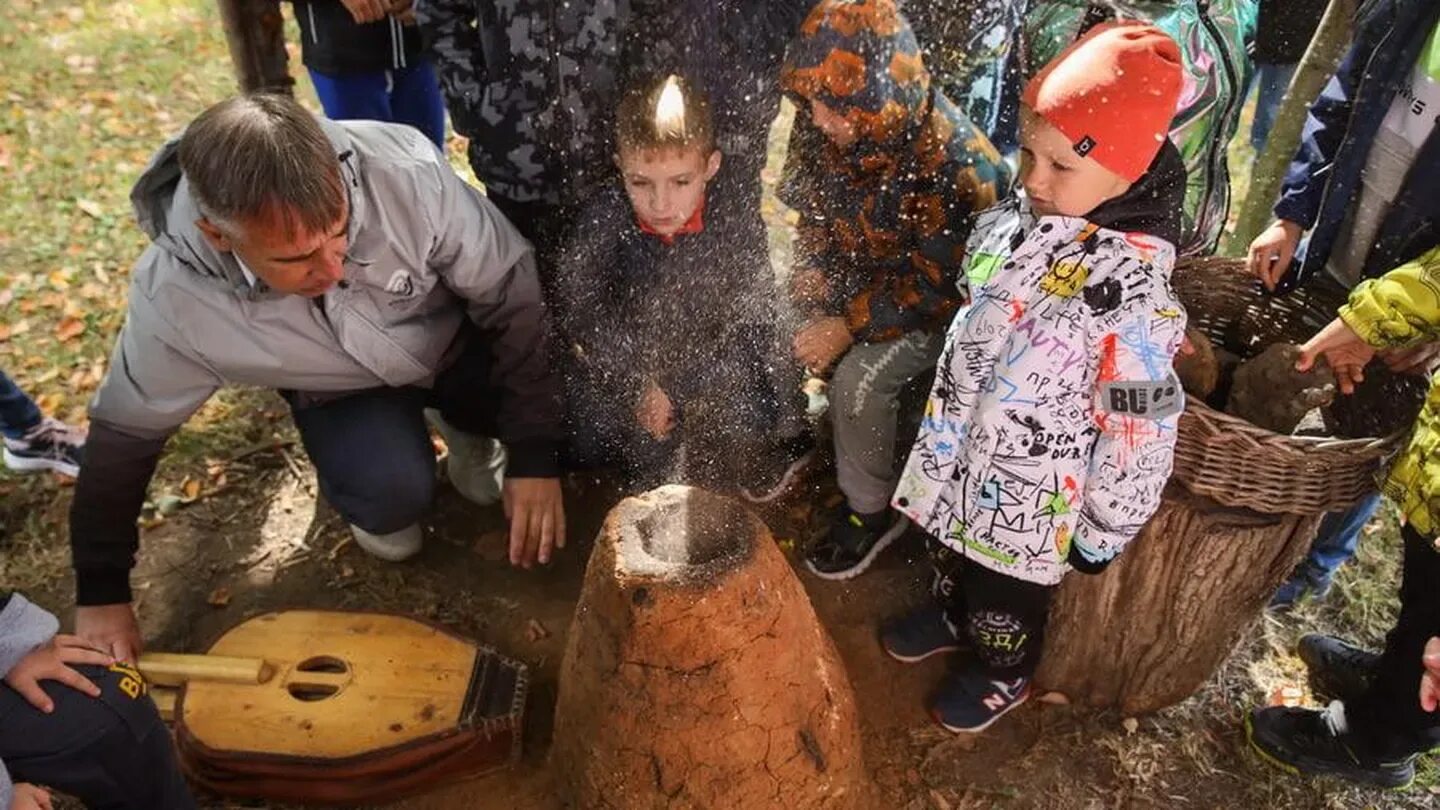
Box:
[178,93,345,237]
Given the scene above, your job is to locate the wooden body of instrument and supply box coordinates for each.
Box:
[138,610,527,805]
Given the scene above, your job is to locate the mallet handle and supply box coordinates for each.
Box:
[138,653,274,687]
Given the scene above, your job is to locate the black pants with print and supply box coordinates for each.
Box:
[0,663,195,809]
[929,536,1056,680]
[1347,524,1440,759]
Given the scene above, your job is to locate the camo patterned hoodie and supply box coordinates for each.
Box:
[894,142,1189,586]
[779,0,1010,344]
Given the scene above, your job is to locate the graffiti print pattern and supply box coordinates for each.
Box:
[894,198,1185,586]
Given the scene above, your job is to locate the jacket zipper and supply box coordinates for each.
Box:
[1195,0,1240,250]
[549,1,571,199]
[306,1,318,44]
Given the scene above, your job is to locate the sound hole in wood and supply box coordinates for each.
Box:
[286,656,349,702]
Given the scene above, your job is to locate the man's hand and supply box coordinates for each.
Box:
[793,316,854,372]
[1296,317,1374,395]
[340,0,389,23]
[503,477,565,569]
[1379,342,1440,376]
[10,784,52,810]
[636,382,675,440]
[1421,637,1440,711]
[74,603,142,665]
[1247,220,1304,291]
[3,635,113,713]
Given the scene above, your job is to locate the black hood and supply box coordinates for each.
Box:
[1087,139,1186,246]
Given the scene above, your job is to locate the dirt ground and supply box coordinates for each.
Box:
[8,406,1432,810]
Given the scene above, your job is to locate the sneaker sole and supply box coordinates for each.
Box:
[883,642,963,664]
[932,687,1030,734]
[2,448,78,478]
[1242,714,1415,790]
[804,516,908,581]
[741,449,817,504]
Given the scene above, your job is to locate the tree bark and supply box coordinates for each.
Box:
[215,0,293,94]
[1223,0,1355,255]
[1036,486,1321,715]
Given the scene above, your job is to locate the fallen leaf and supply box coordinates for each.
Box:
[76,198,105,219]
[525,619,550,643]
[206,586,231,607]
[56,316,85,341]
[180,477,202,502]
[1122,717,1139,735]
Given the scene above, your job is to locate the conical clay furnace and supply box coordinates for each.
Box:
[552,486,871,809]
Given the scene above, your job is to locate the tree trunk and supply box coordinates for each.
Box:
[215,0,292,94]
[1035,486,1321,715]
[1223,0,1355,255]
[552,487,872,809]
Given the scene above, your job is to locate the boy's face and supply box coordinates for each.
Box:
[809,98,858,149]
[1018,107,1131,218]
[617,145,722,236]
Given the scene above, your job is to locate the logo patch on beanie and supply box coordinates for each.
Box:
[1073,135,1096,157]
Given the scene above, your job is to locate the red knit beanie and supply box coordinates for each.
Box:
[1021,22,1182,183]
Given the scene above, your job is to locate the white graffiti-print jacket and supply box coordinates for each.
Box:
[893,180,1187,586]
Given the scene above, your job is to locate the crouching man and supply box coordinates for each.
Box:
[70,93,565,662]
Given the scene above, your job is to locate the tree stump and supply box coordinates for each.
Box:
[551,486,871,809]
[1035,485,1322,714]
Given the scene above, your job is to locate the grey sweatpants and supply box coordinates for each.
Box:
[830,330,945,514]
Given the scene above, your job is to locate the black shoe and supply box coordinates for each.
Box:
[741,433,816,504]
[1245,703,1416,789]
[804,505,907,580]
[1297,634,1380,705]
[2,417,85,477]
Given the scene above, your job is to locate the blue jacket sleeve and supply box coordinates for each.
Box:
[1272,30,1375,228]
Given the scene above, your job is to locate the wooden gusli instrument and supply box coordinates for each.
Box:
[138,610,527,805]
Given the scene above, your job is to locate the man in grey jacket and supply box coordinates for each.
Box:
[70,94,566,663]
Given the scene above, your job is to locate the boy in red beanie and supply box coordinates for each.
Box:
[887,23,1190,733]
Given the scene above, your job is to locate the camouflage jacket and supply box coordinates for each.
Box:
[417,0,631,204]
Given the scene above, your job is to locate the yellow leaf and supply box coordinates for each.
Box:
[180,477,202,502]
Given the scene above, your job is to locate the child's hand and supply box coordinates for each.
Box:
[10,784,52,810]
[793,316,854,372]
[788,268,831,308]
[1420,637,1440,712]
[637,382,675,440]
[1295,317,1373,395]
[4,634,114,713]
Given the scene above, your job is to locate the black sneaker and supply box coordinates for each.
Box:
[1297,634,1380,705]
[2,418,84,477]
[741,433,816,504]
[1245,702,1416,789]
[804,505,907,580]
[880,603,964,663]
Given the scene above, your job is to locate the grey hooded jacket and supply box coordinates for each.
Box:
[0,592,61,809]
[69,118,561,606]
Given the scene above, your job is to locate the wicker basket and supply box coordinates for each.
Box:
[1168,257,1425,516]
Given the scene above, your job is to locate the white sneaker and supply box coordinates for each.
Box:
[426,410,506,507]
[349,522,423,562]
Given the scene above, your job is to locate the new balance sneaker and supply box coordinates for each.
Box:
[1246,702,1415,789]
[804,505,907,580]
[741,433,817,504]
[1297,634,1380,705]
[930,669,1031,734]
[880,603,964,663]
[427,410,506,507]
[2,417,85,477]
[350,522,424,563]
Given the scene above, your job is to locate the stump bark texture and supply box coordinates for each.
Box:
[552,486,870,809]
[1036,486,1322,714]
